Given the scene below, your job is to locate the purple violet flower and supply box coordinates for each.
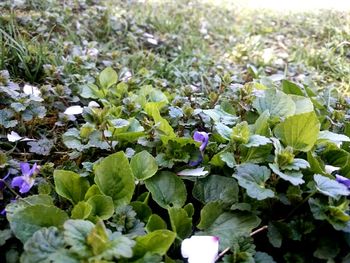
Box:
[189,155,203,167]
[335,175,350,188]
[11,163,38,194]
[193,131,209,152]
[190,131,209,166]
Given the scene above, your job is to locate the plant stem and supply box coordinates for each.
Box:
[215,225,268,261]
[2,180,21,199]
[279,191,316,222]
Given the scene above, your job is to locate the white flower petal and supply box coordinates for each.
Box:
[177,167,209,177]
[325,165,340,174]
[7,131,22,142]
[143,33,154,38]
[181,236,219,263]
[64,105,83,115]
[21,138,36,142]
[147,38,158,45]
[120,71,132,82]
[86,48,99,57]
[88,101,100,108]
[23,84,41,97]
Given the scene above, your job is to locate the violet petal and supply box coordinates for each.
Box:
[29,163,38,177]
[19,182,32,194]
[193,131,209,152]
[11,176,25,188]
[189,155,203,166]
[336,175,350,188]
[20,163,31,177]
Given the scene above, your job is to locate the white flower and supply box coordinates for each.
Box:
[23,84,41,97]
[181,236,219,263]
[86,48,99,58]
[7,131,23,142]
[120,71,132,82]
[147,38,158,45]
[7,131,35,142]
[64,105,83,115]
[325,165,340,174]
[177,167,209,177]
[88,101,100,108]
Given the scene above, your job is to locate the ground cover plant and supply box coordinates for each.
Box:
[1,0,350,262]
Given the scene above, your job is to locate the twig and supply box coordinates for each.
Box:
[2,180,21,199]
[215,225,268,261]
[279,191,316,222]
[250,225,268,236]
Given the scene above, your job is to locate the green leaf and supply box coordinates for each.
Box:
[309,198,350,231]
[184,203,195,217]
[192,174,239,204]
[62,128,84,151]
[282,158,310,171]
[144,102,175,137]
[215,123,232,141]
[64,219,94,258]
[87,195,114,220]
[87,221,135,260]
[197,201,225,227]
[290,95,314,114]
[203,105,238,125]
[307,151,325,174]
[269,163,304,185]
[313,236,340,260]
[84,184,102,200]
[130,201,152,223]
[99,67,118,89]
[94,152,135,207]
[253,110,271,136]
[146,214,168,233]
[282,80,304,96]
[267,222,283,248]
[314,174,350,199]
[21,227,77,263]
[86,221,109,255]
[244,135,271,148]
[197,201,261,248]
[9,205,68,243]
[54,170,90,204]
[132,230,176,258]
[130,150,158,180]
[168,207,192,239]
[145,171,186,209]
[318,130,350,144]
[322,148,350,167]
[0,109,18,128]
[274,112,320,152]
[232,121,250,144]
[220,152,236,168]
[0,229,12,246]
[64,219,134,260]
[233,164,275,200]
[88,130,110,150]
[27,137,54,156]
[108,205,146,238]
[254,252,277,263]
[241,144,273,163]
[112,118,145,142]
[253,89,296,118]
[6,194,53,222]
[71,201,92,219]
